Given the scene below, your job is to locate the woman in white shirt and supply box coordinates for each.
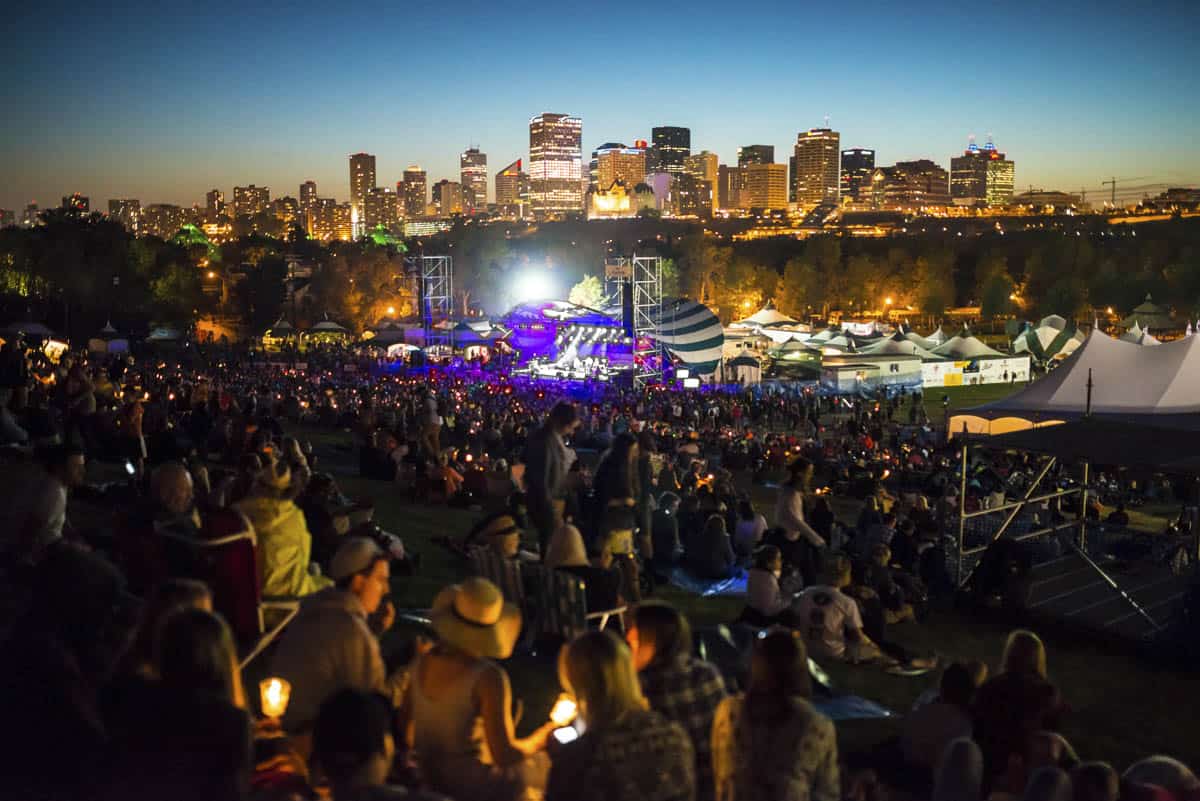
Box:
[733,499,768,559]
[743,546,800,627]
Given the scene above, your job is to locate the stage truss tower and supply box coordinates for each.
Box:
[632,255,662,387]
[406,255,453,351]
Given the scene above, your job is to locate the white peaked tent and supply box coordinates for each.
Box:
[932,328,1006,360]
[727,352,763,385]
[1012,315,1086,360]
[808,327,839,344]
[734,307,798,328]
[88,321,130,354]
[859,331,945,360]
[950,329,1200,435]
[924,325,950,346]
[1118,321,1161,346]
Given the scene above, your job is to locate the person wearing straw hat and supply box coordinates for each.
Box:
[398,578,553,801]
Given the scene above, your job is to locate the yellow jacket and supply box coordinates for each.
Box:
[234,494,332,599]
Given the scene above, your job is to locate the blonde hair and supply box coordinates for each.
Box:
[558,630,647,730]
[1001,629,1047,678]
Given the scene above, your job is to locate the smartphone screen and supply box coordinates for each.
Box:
[552,726,579,745]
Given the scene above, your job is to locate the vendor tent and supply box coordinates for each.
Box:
[858,331,945,360]
[1120,293,1177,331]
[735,306,797,328]
[261,318,298,351]
[769,338,820,360]
[1118,321,1161,346]
[932,328,1006,360]
[653,299,724,375]
[950,329,1200,435]
[1,321,54,339]
[924,325,950,346]
[727,353,763,385]
[1012,316,1085,361]
[87,321,129,354]
[146,326,183,342]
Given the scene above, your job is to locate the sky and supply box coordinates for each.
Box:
[2,0,1198,212]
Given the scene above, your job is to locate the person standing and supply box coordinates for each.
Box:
[772,460,825,585]
[420,390,442,459]
[523,402,579,557]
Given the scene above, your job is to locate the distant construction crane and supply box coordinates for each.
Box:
[1101,176,1151,207]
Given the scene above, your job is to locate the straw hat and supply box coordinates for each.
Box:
[476,513,520,540]
[430,578,522,659]
[544,522,588,569]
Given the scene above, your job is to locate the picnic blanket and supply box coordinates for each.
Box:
[667,566,749,597]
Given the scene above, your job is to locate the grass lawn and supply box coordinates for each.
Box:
[299,427,1198,771]
[920,382,1026,422]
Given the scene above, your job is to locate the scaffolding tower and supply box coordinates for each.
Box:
[406,255,453,351]
[631,255,663,386]
[603,258,631,305]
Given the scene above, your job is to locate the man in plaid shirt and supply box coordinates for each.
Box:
[629,602,728,801]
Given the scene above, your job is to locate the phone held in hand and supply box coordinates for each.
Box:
[552,725,579,745]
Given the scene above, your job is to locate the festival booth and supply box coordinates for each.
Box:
[820,354,923,393]
[949,329,1200,435]
[261,319,298,352]
[857,331,945,360]
[361,320,409,347]
[146,326,184,346]
[924,325,950,347]
[450,321,510,360]
[1,321,55,344]
[930,327,1006,360]
[1120,294,1180,339]
[1012,315,1086,364]
[301,319,352,350]
[87,321,130,354]
[1118,321,1160,346]
[726,352,763,386]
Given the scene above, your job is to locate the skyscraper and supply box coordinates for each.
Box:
[272,196,300,231]
[872,160,951,209]
[951,138,1015,207]
[528,112,583,217]
[792,128,840,207]
[684,151,719,214]
[459,148,488,212]
[717,165,741,210]
[401,167,427,218]
[205,189,225,216]
[495,159,530,218]
[232,185,270,217]
[141,204,188,239]
[108,199,141,232]
[62,193,89,214]
[349,153,376,236]
[840,148,875,201]
[589,142,627,192]
[737,145,774,167]
[741,163,788,210]
[299,181,317,214]
[432,180,464,217]
[651,126,690,180]
[596,147,647,190]
[364,187,401,230]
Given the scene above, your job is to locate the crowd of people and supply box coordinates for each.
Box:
[0,339,1195,801]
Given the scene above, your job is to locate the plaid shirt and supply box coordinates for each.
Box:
[641,656,728,801]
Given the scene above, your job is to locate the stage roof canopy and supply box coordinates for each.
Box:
[967,418,1200,471]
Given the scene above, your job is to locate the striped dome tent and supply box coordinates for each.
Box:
[652,299,724,375]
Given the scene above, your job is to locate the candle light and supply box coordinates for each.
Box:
[260,677,291,719]
[549,696,577,727]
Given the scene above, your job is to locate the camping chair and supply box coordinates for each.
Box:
[162,508,300,669]
[523,564,626,644]
[468,546,525,608]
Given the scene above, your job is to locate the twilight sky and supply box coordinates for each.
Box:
[2,0,1198,212]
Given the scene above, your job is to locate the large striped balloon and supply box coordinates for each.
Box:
[652,299,725,375]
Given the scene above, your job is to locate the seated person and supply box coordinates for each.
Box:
[742,545,800,627]
[1105,503,1130,527]
[298,473,385,565]
[650,492,683,573]
[733,499,769,559]
[1,443,87,565]
[547,523,624,614]
[234,456,332,600]
[685,514,736,580]
[795,554,887,664]
[901,662,979,773]
[270,539,407,748]
[435,453,465,499]
[858,544,916,624]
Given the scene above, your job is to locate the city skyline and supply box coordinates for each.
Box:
[2,0,1198,211]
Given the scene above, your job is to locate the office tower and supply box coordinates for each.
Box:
[495,159,529,218]
[0,210,14,228]
[141,204,188,239]
[950,138,1014,207]
[717,165,740,210]
[272,196,300,230]
[737,145,774,167]
[432,180,464,216]
[651,126,690,180]
[872,159,951,209]
[791,127,840,207]
[62,193,89,213]
[528,112,583,216]
[459,148,488,212]
[364,187,401,230]
[741,163,788,210]
[589,142,626,192]
[401,167,427,218]
[107,199,141,232]
[205,189,224,216]
[21,203,39,227]
[684,151,719,214]
[840,148,875,201]
[596,147,647,191]
[349,153,377,232]
[675,172,713,217]
[232,185,270,217]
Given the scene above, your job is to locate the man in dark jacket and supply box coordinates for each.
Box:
[522,402,579,556]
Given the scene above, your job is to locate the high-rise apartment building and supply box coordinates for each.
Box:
[589,142,627,192]
[21,203,40,227]
[0,210,14,228]
[232,185,270,217]
[299,181,317,214]
[675,173,713,217]
[871,160,951,209]
[273,196,300,231]
[839,148,875,201]
[791,127,840,207]
[651,126,690,180]
[495,159,530,218]
[205,189,224,216]
[528,112,583,216]
[717,165,741,210]
[459,148,488,212]
[737,145,774,167]
[349,153,377,232]
[308,199,353,241]
[108,199,141,232]
[741,163,788,210]
[596,147,647,191]
[62,193,89,214]
[950,139,1014,207]
[401,167,427,218]
[141,204,188,239]
[684,151,719,214]
[432,180,464,217]
[364,187,401,230]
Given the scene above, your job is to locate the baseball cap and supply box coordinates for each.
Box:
[329,537,385,582]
